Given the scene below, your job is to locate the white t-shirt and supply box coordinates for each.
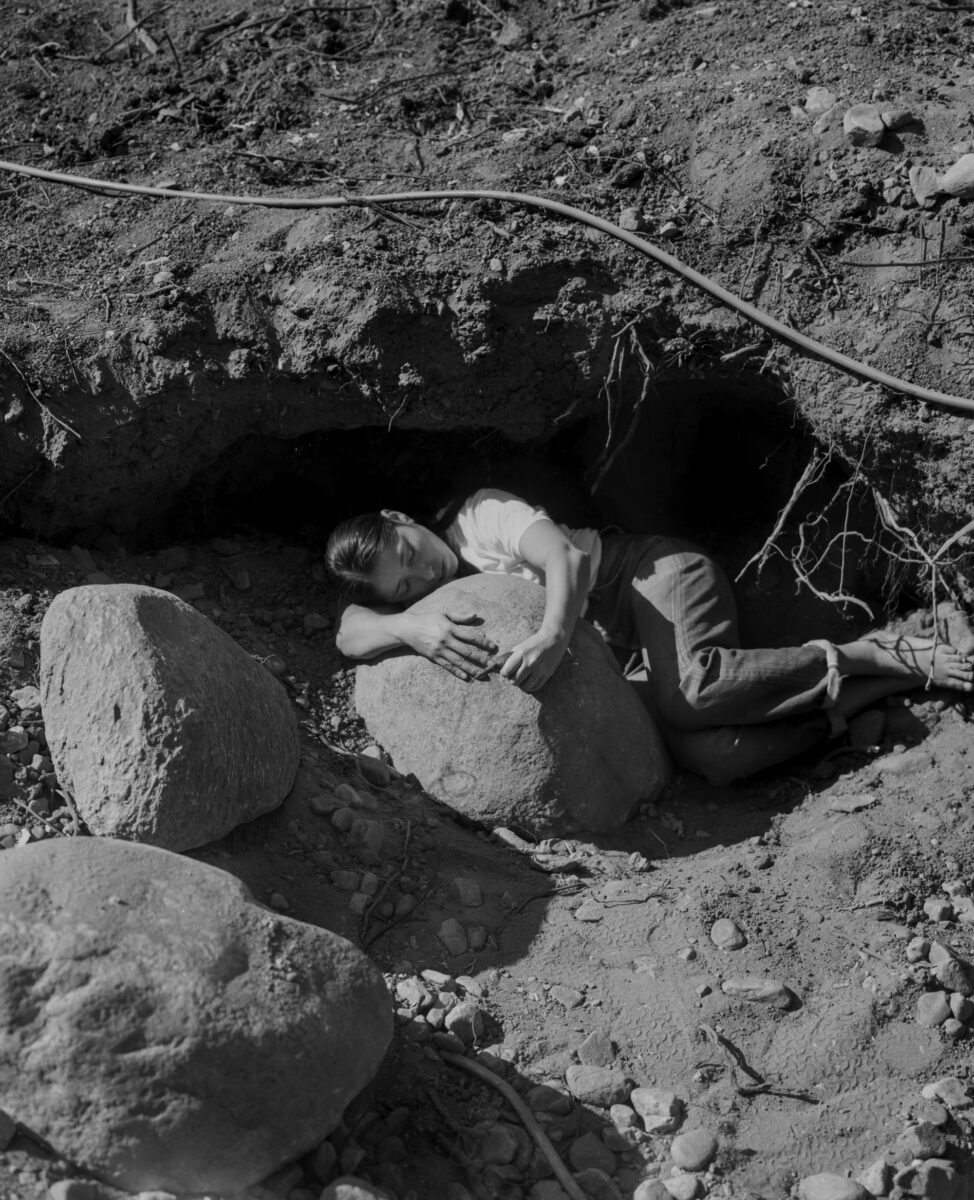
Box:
[445,488,602,593]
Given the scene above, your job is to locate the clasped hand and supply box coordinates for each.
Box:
[498,629,568,693]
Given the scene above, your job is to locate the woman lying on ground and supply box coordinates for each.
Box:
[325,487,973,785]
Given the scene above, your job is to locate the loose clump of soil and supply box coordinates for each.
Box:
[4,0,974,1197]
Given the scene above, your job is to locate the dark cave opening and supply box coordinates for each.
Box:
[153,369,889,646]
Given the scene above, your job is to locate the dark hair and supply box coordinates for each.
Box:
[325,512,397,601]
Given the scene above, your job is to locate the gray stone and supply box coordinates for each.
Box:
[928,942,955,968]
[928,1077,972,1108]
[569,1130,616,1175]
[893,1159,959,1199]
[319,1179,393,1200]
[843,103,885,147]
[949,992,974,1021]
[565,1064,632,1108]
[577,1029,615,1067]
[895,1121,947,1160]
[798,1176,870,1200]
[531,1183,572,1200]
[438,918,468,956]
[0,838,390,1194]
[634,1184,670,1200]
[443,1000,486,1044]
[527,1083,573,1115]
[671,1128,718,1171]
[916,992,951,1027]
[354,575,670,835]
[631,1087,683,1134]
[805,87,838,115]
[942,154,974,200]
[40,585,299,851]
[663,1178,700,1200]
[709,918,746,950]
[909,165,943,206]
[934,957,974,997]
[906,937,931,963]
[856,1159,891,1197]
[924,898,954,923]
[573,1169,624,1200]
[720,977,792,1008]
[943,1017,968,1040]
[450,877,483,907]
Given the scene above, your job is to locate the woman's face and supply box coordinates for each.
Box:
[366,513,459,605]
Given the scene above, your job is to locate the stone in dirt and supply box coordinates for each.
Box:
[798,1175,870,1200]
[843,103,885,147]
[354,575,670,835]
[720,977,792,1008]
[0,838,391,1194]
[569,1130,616,1174]
[40,585,300,851]
[671,1129,718,1171]
[319,1179,394,1200]
[941,154,974,200]
[573,1168,624,1200]
[916,992,951,1027]
[933,956,974,997]
[566,1064,632,1107]
[893,1159,960,1199]
[805,87,838,115]
[895,1121,947,1160]
[856,1159,891,1196]
[909,164,943,207]
[630,1087,683,1133]
[663,1177,701,1200]
[709,918,746,949]
[577,1029,615,1067]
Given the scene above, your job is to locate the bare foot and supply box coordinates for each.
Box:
[858,635,974,690]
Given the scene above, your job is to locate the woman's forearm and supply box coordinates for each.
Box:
[538,544,591,643]
[335,604,410,659]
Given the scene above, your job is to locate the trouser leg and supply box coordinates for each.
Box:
[629,539,833,731]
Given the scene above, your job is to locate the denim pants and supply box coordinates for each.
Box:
[587,533,832,780]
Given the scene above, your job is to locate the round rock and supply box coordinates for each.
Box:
[671,1128,719,1171]
[566,1064,632,1108]
[709,918,746,950]
[40,585,300,850]
[798,1175,870,1200]
[916,991,951,1027]
[354,574,670,835]
[0,838,391,1193]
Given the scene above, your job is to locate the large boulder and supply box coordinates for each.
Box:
[0,837,392,1193]
[355,574,669,834]
[40,584,300,850]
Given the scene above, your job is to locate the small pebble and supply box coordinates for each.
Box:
[551,984,585,1009]
[916,991,951,1027]
[798,1175,870,1200]
[630,1086,683,1133]
[843,102,885,147]
[575,899,605,922]
[568,1130,616,1175]
[720,977,792,1009]
[577,1029,615,1067]
[443,1000,486,1044]
[906,936,931,963]
[450,877,483,907]
[565,1064,632,1108]
[663,1176,701,1200]
[709,918,746,950]
[438,918,468,956]
[671,1128,718,1171]
[923,897,954,922]
[895,1121,946,1160]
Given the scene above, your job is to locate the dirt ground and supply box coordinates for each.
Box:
[3,0,974,1198]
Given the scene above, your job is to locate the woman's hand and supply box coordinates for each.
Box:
[398,610,497,681]
[499,629,569,693]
